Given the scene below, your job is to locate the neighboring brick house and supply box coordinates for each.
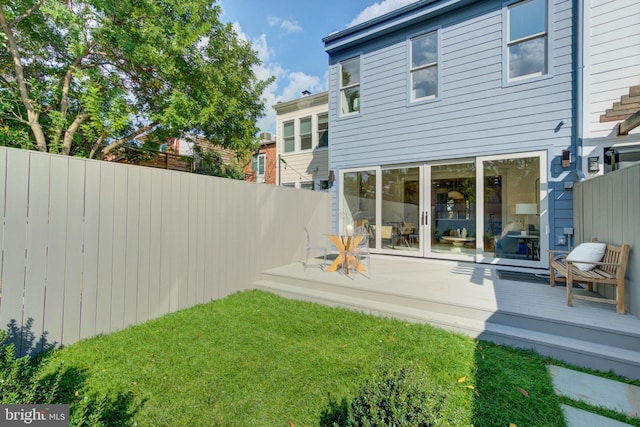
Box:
[243,132,277,184]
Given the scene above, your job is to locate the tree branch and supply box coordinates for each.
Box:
[61,111,87,155]
[11,0,46,26]
[101,122,158,156]
[89,133,106,159]
[0,4,47,151]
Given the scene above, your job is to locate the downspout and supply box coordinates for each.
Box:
[575,0,585,181]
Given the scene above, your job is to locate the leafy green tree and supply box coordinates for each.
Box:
[0,0,272,158]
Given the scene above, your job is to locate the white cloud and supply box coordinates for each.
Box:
[348,0,418,27]
[267,15,302,33]
[232,22,326,134]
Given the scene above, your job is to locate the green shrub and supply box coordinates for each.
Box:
[0,330,60,404]
[321,365,455,427]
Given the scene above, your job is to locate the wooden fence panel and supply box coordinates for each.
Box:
[1,150,30,350]
[80,161,101,340]
[147,168,163,320]
[61,158,86,345]
[110,168,128,331]
[44,156,70,347]
[124,167,141,329]
[22,153,50,354]
[0,149,5,322]
[186,174,198,308]
[96,162,115,335]
[136,168,152,324]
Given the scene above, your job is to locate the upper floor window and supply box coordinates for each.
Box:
[283,120,294,153]
[318,113,328,147]
[300,117,312,150]
[410,32,438,100]
[507,0,547,80]
[340,57,360,115]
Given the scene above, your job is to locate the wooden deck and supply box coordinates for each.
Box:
[254,255,640,380]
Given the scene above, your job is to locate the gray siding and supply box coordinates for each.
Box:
[0,147,331,355]
[327,0,575,248]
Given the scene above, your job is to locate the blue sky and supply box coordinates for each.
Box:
[219,0,417,133]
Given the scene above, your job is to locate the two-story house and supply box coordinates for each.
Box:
[323,0,578,269]
[274,91,330,190]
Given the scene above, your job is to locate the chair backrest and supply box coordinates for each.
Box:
[381,225,393,239]
[355,226,368,247]
[304,226,312,248]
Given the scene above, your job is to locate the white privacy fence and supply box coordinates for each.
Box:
[0,147,331,356]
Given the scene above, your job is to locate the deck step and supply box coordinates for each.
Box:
[254,279,640,380]
[258,269,640,352]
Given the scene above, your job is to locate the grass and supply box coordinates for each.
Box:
[42,290,568,426]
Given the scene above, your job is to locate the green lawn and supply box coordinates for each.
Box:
[43,290,567,426]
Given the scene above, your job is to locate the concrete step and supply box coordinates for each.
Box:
[254,279,640,380]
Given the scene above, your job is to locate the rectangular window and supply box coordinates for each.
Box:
[340,57,360,115]
[301,181,314,190]
[507,0,547,80]
[318,113,328,147]
[410,32,438,100]
[300,117,312,150]
[283,121,294,153]
[257,154,265,176]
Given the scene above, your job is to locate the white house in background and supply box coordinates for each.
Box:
[579,0,640,176]
[274,91,330,190]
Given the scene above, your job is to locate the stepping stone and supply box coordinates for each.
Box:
[562,405,635,427]
[548,365,640,418]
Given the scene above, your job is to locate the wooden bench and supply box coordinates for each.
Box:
[549,240,631,314]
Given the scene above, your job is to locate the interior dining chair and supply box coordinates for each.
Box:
[304,226,327,271]
[354,226,371,277]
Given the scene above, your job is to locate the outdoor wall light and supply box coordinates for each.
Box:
[562,149,570,168]
[328,170,335,182]
[588,156,599,173]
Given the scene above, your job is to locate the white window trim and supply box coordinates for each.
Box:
[502,0,553,86]
[282,120,295,154]
[317,112,329,149]
[299,115,313,152]
[339,56,361,117]
[408,29,441,104]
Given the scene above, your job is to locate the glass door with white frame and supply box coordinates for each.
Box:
[481,155,543,262]
[380,167,421,254]
[427,162,477,260]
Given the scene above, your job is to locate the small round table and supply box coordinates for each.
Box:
[441,236,475,252]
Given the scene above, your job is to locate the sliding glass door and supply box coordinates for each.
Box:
[339,150,547,265]
[427,161,476,260]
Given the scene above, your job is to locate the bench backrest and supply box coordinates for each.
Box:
[594,239,631,278]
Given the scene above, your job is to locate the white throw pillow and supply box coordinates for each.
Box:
[566,242,607,271]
